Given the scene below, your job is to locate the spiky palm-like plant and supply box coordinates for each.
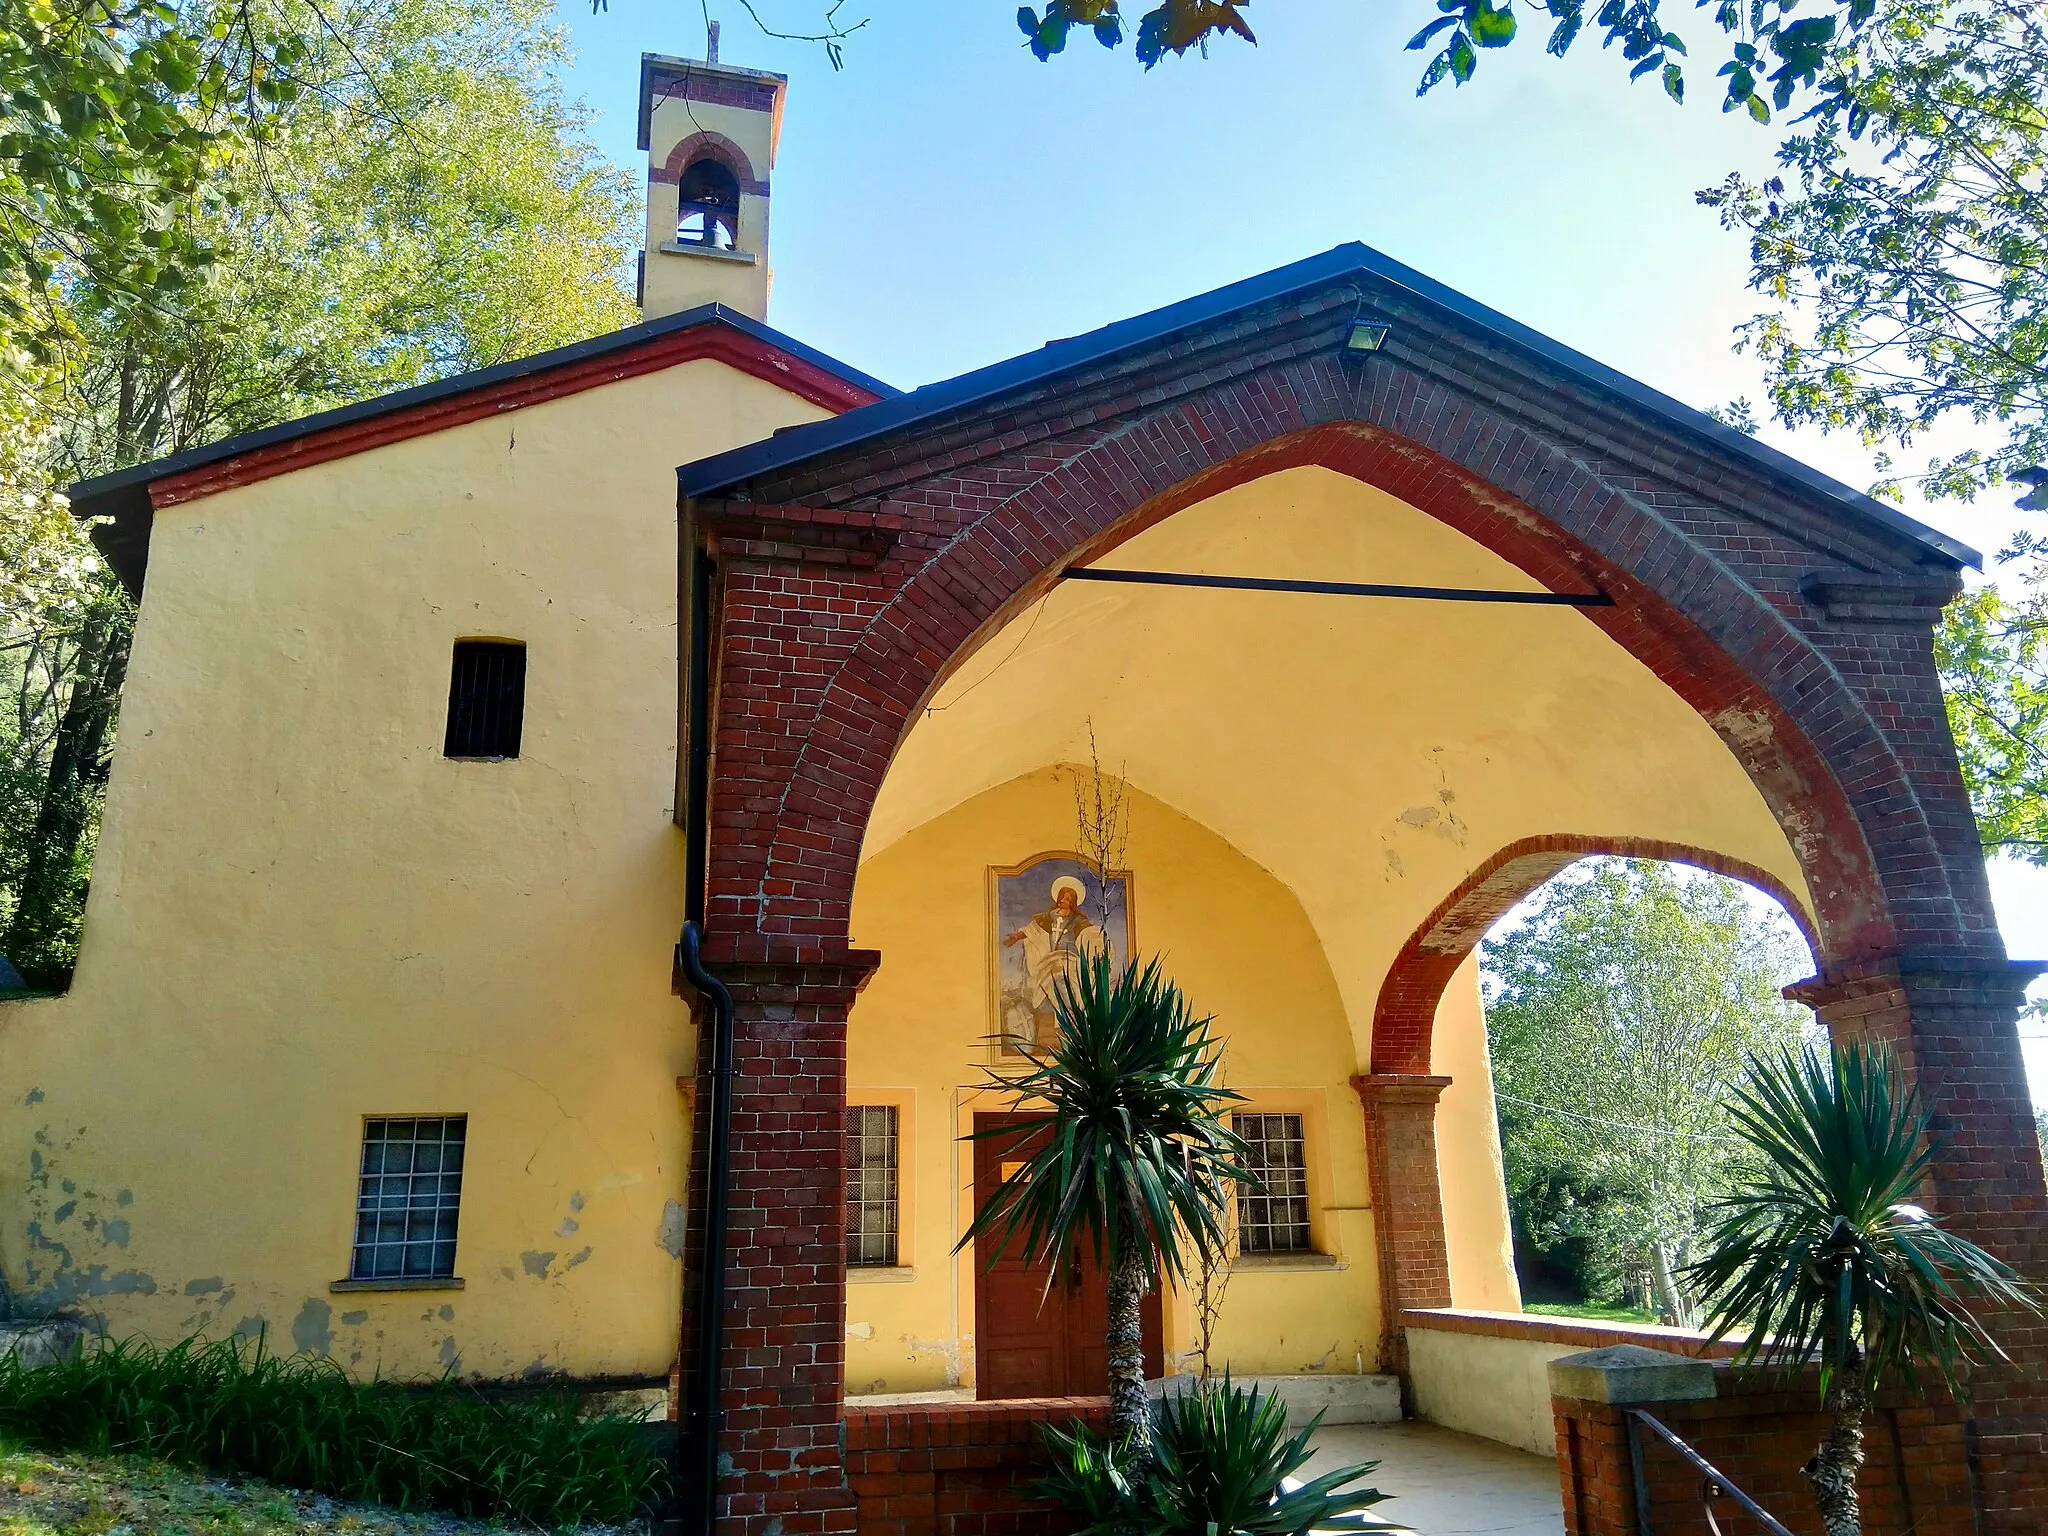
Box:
[1687,1040,2039,1536]
[958,950,1247,1454]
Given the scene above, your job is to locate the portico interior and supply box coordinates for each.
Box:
[838,462,1814,1397]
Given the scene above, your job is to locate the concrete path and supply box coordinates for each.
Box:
[1303,1421,1565,1536]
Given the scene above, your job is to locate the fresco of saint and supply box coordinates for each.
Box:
[989,855,1132,1054]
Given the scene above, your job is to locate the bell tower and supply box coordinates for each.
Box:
[637,24,784,321]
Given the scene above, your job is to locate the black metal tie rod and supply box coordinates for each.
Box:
[1062,566,1613,606]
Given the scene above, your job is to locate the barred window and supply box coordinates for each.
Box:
[444,641,526,759]
[846,1106,899,1268]
[1234,1112,1311,1255]
[351,1117,466,1281]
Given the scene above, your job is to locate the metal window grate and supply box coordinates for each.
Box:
[351,1117,466,1280]
[846,1105,899,1268]
[1235,1112,1311,1254]
[444,641,526,759]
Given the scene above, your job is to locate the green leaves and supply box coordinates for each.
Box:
[1688,1041,2039,1400]
[1033,1377,1396,1536]
[1017,0,1252,65]
[957,950,1247,1288]
[1410,0,1518,94]
[1937,587,2048,864]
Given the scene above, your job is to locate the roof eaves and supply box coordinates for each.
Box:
[66,305,895,525]
[679,241,1978,571]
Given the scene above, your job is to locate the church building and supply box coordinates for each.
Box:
[6,38,2043,1536]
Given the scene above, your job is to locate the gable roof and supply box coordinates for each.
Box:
[678,242,1978,570]
[71,304,895,594]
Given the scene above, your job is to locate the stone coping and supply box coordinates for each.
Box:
[1401,1307,1742,1359]
[843,1395,1109,1450]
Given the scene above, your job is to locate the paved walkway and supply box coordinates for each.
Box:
[1303,1421,1565,1536]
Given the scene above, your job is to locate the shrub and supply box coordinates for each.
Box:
[0,1334,667,1526]
[1034,1376,1396,1536]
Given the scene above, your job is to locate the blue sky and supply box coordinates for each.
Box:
[551,0,2046,1098]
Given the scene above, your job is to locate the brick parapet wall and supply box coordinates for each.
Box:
[1401,1307,1741,1358]
[1554,1368,1978,1536]
[843,1398,1108,1536]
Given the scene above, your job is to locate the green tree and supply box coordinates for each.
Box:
[1690,1041,2038,1536]
[1480,859,1814,1322]
[0,0,635,987]
[959,951,1245,1453]
[0,0,312,365]
[1935,586,2048,863]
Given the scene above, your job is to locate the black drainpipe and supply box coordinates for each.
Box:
[676,535,736,1533]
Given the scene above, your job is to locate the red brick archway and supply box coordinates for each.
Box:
[679,265,2043,1533]
[1371,833,1817,1079]
[709,407,1971,976]
[1356,834,1817,1371]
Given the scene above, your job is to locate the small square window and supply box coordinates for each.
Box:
[444,641,525,759]
[351,1117,466,1281]
[1234,1112,1312,1255]
[846,1106,899,1268]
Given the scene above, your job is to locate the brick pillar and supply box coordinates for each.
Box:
[1788,956,2048,1533]
[1352,1073,1454,1377]
[681,953,878,1536]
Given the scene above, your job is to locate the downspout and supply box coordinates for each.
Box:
[676,533,736,1532]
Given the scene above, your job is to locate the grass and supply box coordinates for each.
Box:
[0,1338,665,1528]
[1523,1301,1663,1324]
[0,1438,531,1536]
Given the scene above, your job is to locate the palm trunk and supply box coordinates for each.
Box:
[1106,1242,1152,1456]
[1803,1363,1867,1536]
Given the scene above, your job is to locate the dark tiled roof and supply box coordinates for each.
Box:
[678,242,1978,570]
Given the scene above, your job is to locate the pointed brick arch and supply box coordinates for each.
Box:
[1371,833,1818,1077]
[714,411,1925,977]
[682,271,2043,1534]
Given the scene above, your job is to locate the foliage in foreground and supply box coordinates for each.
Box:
[1033,1376,1395,1536]
[1688,1041,2038,1535]
[0,1334,666,1526]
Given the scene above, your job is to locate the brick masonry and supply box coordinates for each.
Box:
[680,267,2047,1530]
[1554,1368,1981,1536]
[843,1398,1108,1536]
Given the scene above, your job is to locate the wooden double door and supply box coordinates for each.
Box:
[972,1113,1163,1400]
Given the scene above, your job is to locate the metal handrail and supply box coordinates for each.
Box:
[1625,1410,1795,1536]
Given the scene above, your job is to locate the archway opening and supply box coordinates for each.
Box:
[1468,853,1817,1328]
[835,463,1828,1402]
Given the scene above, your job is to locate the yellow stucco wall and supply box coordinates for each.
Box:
[844,769,1383,1394]
[1434,954,1520,1313]
[0,358,830,1381]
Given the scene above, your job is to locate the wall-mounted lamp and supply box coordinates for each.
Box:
[1345,316,1392,354]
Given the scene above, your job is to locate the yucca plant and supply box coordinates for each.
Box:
[959,949,1247,1453]
[1687,1040,2039,1536]
[1146,1375,1395,1535]
[1034,1376,1396,1536]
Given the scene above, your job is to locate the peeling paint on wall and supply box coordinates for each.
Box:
[656,1200,685,1258]
[184,1277,224,1296]
[521,1251,555,1279]
[291,1298,333,1357]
